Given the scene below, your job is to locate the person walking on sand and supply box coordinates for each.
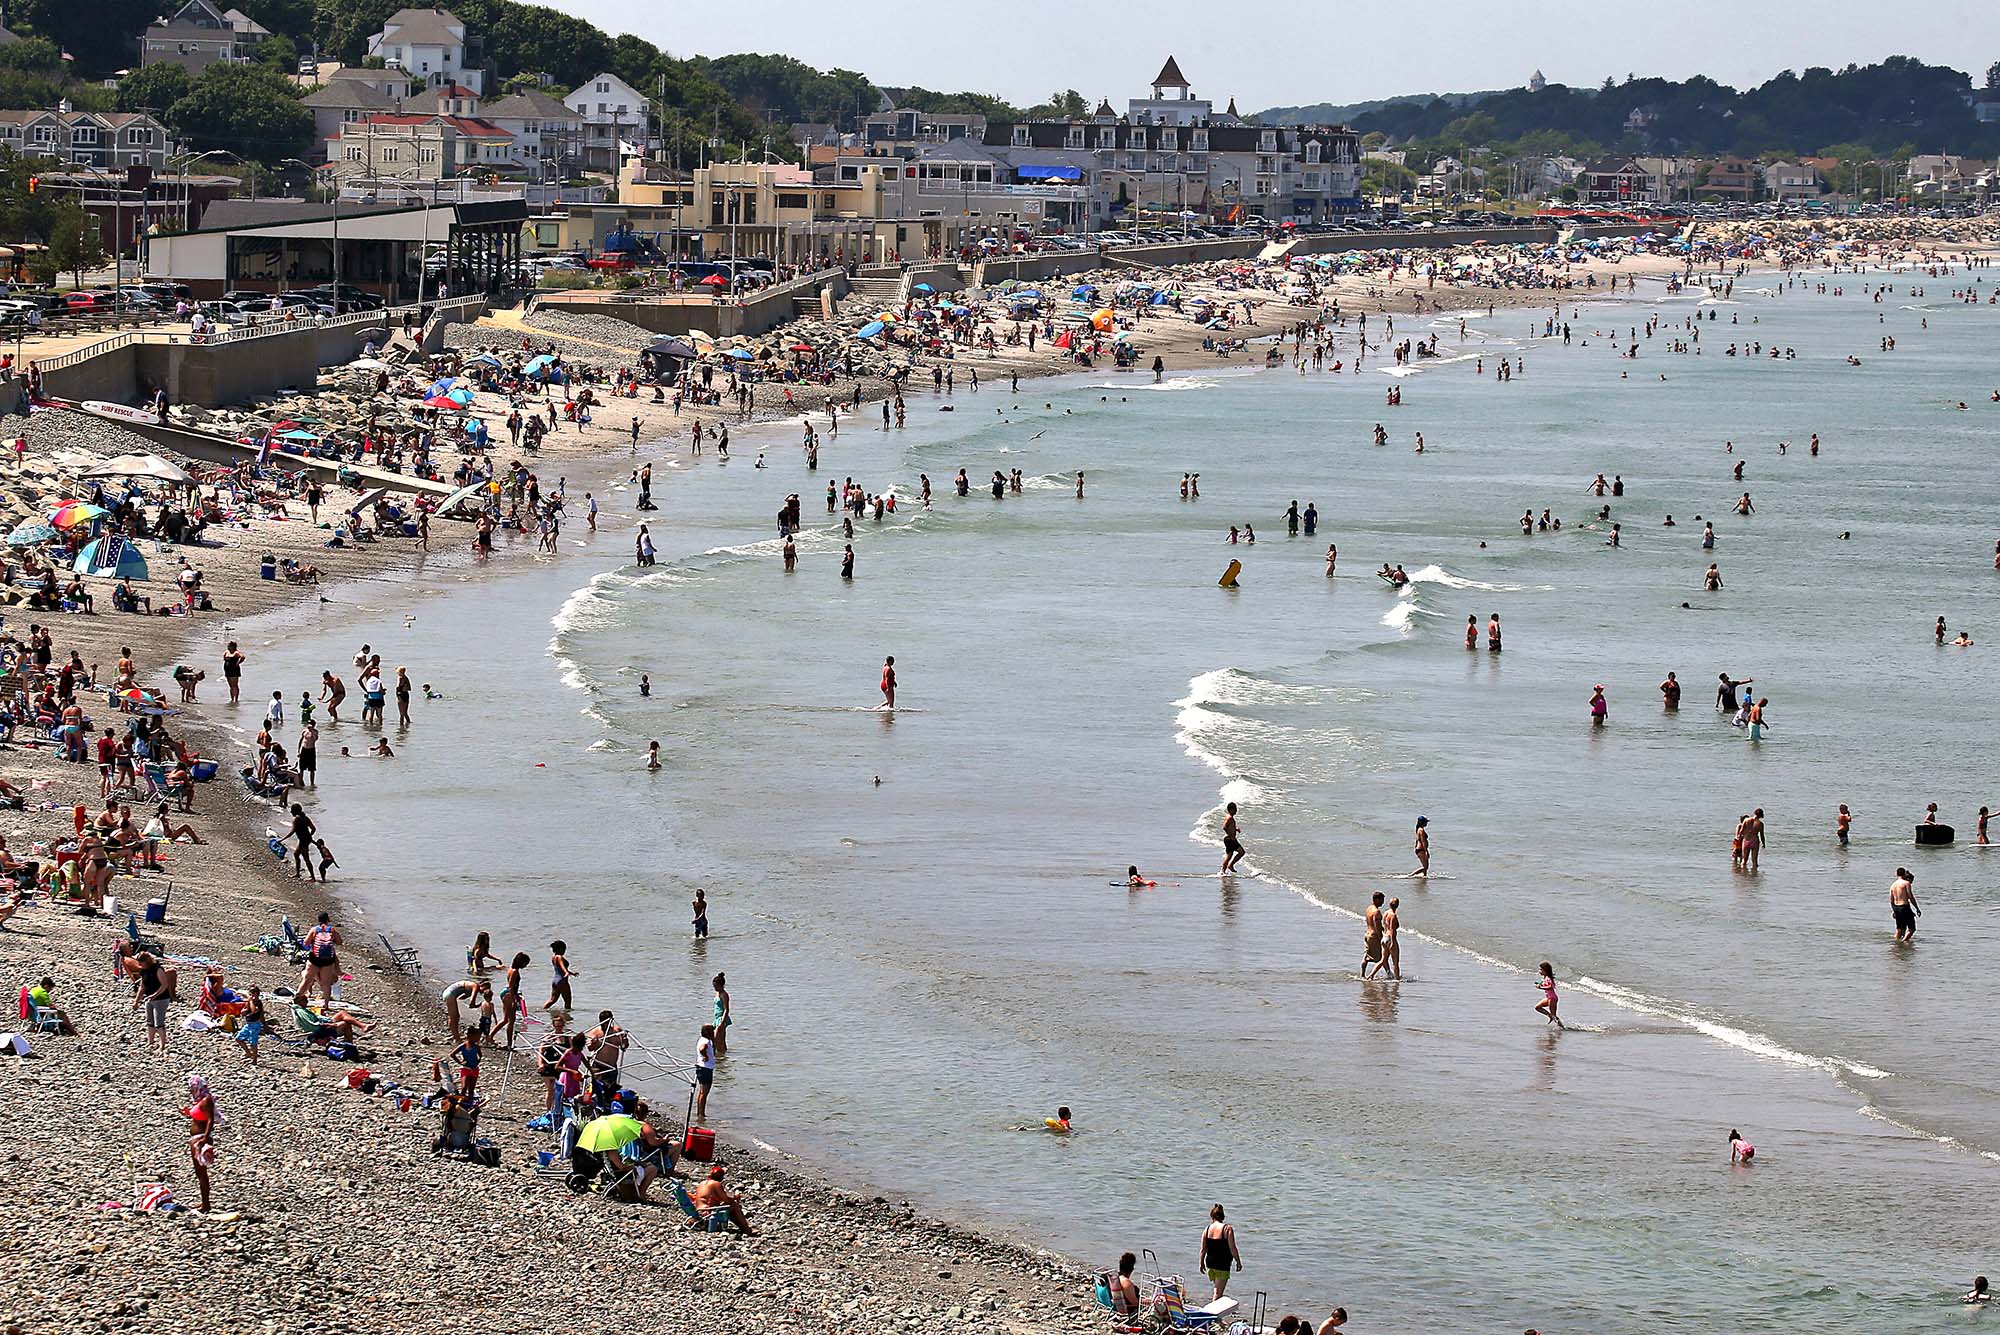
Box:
[879,655,897,710]
[1534,961,1565,1028]
[542,939,579,1013]
[1411,816,1431,877]
[1220,801,1247,873]
[1199,1204,1242,1300]
[182,1073,217,1212]
[1891,868,1920,943]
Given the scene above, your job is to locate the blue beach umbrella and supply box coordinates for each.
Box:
[911,282,934,293]
[856,320,885,339]
[7,519,55,546]
[720,348,754,360]
[523,354,556,376]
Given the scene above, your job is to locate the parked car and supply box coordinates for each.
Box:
[298,283,384,311]
[64,290,118,310]
[197,299,254,325]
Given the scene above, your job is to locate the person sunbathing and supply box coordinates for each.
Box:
[294,1000,375,1042]
[691,1166,757,1234]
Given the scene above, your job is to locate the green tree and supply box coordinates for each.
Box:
[167,63,314,163]
[47,196,104,288]
[9,0,155,76]
[1024,89,1089,120]
[117,62,193,116]
[255,33,301,75]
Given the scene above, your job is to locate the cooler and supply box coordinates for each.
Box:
[681,1127,715,1161]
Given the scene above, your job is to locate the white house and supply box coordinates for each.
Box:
[481,88,582,177]
[563,72,648,171]
[366,8,482,94]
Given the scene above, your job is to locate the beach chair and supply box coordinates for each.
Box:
[670,1180,732,1233]
[124,912,163,957]
[1154,1278,1235,1330]
[376,932,422,981]
[27,999,64,1034]
[279,916,310,962]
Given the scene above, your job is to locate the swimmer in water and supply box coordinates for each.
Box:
[647,741,661,772]
[1048,1105,1072,1133]
[1966,1277,1992,1305]
[1534,962,1565,1028]
[880,655,897,709]
[371,739,394,758]
[1220,801,1247,873]
[1127,865,1155,889]
[1729,1130,1755,1163]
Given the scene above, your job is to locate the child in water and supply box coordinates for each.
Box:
[1047,1105,1072,1134]
[1534,962,1564,1028]
[1729,1129,1755,1163]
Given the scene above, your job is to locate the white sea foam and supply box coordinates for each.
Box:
[1379,600,1446,632]
[1575,976,1889,1080]
[1403,563,1529,593]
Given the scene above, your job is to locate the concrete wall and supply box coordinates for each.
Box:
[533,270,851,339]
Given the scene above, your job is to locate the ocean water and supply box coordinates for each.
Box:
[228,272,2000,1332]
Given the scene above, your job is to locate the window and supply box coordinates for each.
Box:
[127,127,154,145]
[383,145,399,161]
[1011,125,1029,146]
[1190,129,1207,152]
[1257,156,1275,174]
[31,125,53,144]
[595,81,607,93]
[1097,127,1115,149]
[777,191,808,209]
[1303,172,1320,189]
[1305,141,1320,165]
[1160,129,1177,150]
[524,121,538,134]
[421,146,438,163]
[1126,153,1145,171]
[1065,126,1083,149]
[597,103,606,114]
[72,126,98,146]
[1259,130,1277,152]
[344,145,363,161]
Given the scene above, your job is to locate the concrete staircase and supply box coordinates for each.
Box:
[846,274,903,307]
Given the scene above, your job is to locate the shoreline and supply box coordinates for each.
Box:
[7,233,1989,1333]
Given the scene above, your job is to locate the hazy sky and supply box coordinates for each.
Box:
[569,0,1992,109]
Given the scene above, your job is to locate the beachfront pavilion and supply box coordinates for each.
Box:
[142,198,529,302]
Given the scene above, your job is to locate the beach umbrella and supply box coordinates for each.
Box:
[647,336,697,360]
[1091,308,1115,332]
[574,1114,643,1153]
[1071,285,1096,299]
[421,394,460,410]
[49,501,106,529]
[347,487,387,514]
[720,348,754,360]
[278,429,321,441]
[426,377,458,399]
[85,453,197,487]
[789,342,815,354]
[445,388,475,407]
[438,482,488,516]
[856,320,885,339]
[522,355,556,376]
[911,282,934,293]
[465,353,503,367]
[877,311,899,322]
[698,274,729,288]
[7,519,55,546]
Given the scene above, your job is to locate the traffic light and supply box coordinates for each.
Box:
[26,176,36,193]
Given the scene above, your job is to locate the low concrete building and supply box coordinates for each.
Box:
[144,196,527,300]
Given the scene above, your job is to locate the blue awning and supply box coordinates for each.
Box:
[1016,164,1081,181]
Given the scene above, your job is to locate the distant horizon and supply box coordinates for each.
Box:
[566,0,1992,111]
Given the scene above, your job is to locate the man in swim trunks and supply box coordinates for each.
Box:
[1363,891,1385,972]
[1220,802,1246,873]
[1891,868,1920,942]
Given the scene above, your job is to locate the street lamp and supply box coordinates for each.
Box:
[68,164,128,318]
[280,157,339,305]
[169,148,240,232]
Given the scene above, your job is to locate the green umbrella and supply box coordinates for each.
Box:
[574,1114,643,1153]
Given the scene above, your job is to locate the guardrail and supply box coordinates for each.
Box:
[29,295,488,372]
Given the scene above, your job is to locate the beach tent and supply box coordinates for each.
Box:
[84,453,195,487]
[72,535,148,580]
[465,353,503,367]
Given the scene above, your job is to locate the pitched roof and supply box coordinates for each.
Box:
[303,80,399,110]
[432,82,478,98]
[199,198,419,231]
[0,23,19,44]
[481,89,574,121]
[375,7,464,47]
[1093,99,1114,118]
[1152,56,1188,88]
[221,8,269,34]
[343,112,509,138]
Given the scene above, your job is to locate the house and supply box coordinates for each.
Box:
[479,88,582,177]
[326,112,512,183]
[862,108,985,150]
[140,0,268,73]
[0,107,172,170]
[1697,156,1756,199]
[563,72,649,171]
[1579,156,1652,205]
[302,75,405,144]
[1127,55,1210,128]
[366,8,483,94]
[1762,160,1822,201]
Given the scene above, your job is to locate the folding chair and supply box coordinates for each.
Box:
[376,931,423,980]
[670,1180,732,1232]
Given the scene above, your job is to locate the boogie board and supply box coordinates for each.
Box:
[1218,559,1241,589]
[1915,824,1955,846]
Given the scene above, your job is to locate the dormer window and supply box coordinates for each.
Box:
[1097,126,1115,149]
[1065,126,1083,149]
[1190,129,1207,152]
[1259,130,1276,152]
[1160,129,1176,150]
[1305,141,1321,164]
[1011,125,1029,146]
